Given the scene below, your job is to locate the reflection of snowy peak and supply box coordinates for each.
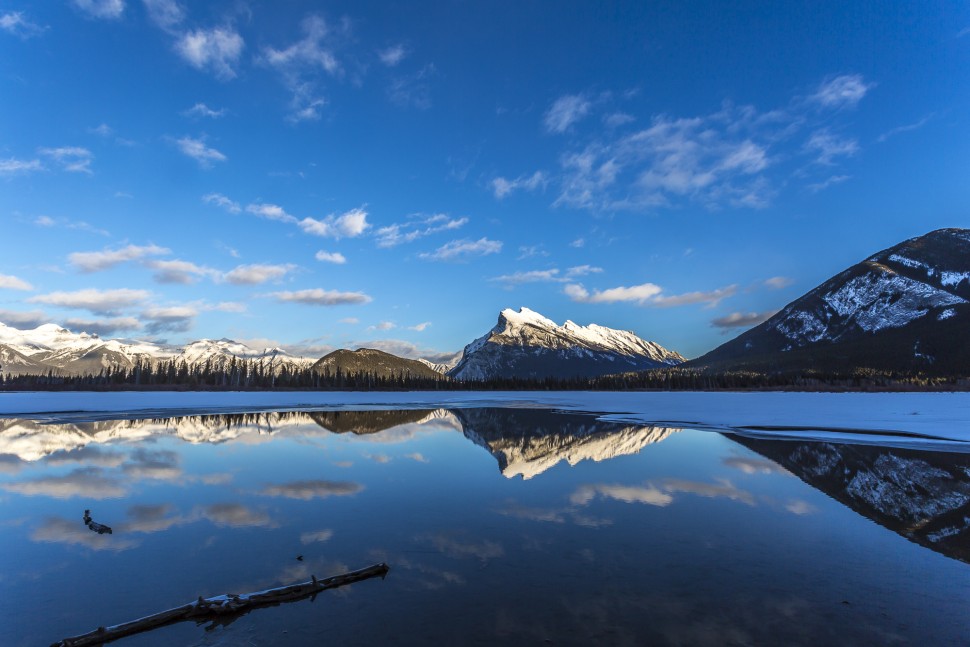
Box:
[693,228,970,374]
[0,322,310,376]
[730,436,970,564]
[449,307,684,380]
[454,408,678,479]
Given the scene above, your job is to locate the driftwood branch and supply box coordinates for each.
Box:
[51,562,390,647]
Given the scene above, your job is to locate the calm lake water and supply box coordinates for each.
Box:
[1,407,968,646]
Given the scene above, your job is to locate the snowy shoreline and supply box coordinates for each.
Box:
[2,390,969,444]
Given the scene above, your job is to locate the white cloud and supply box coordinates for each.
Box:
[808,174,851,192]
[566,281,736,308]
[338,317,359,324]
[260,15,347,121]
[269,288,372,306]
[544,94,591,133]
[419,237,502,262]
[564,282,662,305]
[202,192,241,213]
[491,171,548,199]
[603,112,635,128]
[368,321,396,331]
[175,27,245,80]
[805,130,858,165]
[877,116,931,143]
[89,123,113,137]
[375,214,467,247]
[315,251,347,264]
[764,276,794,289]
[176,136,227,167]
[408,322,431,332]
[39,147,94,174]
[182,102,226,118]
[146,259,218,284]
[0,274,33,291]
[245,202,297,223]
[651,285,737,308]
[811,74,874,110]
[28,288,151,315]
[0,11,45,38]
[378,44,408,67]
[142,0,184,30]
[33,215,109,236]
[490,269,563,287]
[299,207,370,238]
[387,64,435,110]
[223,263,296,285]
[516,245,548,260]
[565,265,603,278]
[711,311,777,329]
[72,0,125,20]
[0,158,43,175]
[570,238,585,248]
[69,244,170,272]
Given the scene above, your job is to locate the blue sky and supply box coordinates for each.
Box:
[1,1,968,361]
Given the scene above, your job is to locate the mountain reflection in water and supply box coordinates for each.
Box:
[1,406,969,645]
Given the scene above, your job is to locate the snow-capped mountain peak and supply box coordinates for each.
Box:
[449,307,684,380]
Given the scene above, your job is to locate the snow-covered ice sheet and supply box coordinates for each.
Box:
[1,390,969,444]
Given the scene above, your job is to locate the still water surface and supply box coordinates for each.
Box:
[1,407,968,645]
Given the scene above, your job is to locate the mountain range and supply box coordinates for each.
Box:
[1,227,967,380]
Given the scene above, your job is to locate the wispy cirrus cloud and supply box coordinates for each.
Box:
[378,44,408,67]
[202,192,241,213]
[39,147,94,174]
[565,281,736,308]
[419,237,502,262]
[534,74,874,212]
[810,74,875,110]
[710,311,777,330]
[0,274,33,291]
[490,265,602,288]
[544,94,592,133]
[175,136,226,167]
[28,288,151,315]
[0,11,46,38]
[72,0,125,20]
[260,15,348,121]
[143,0,185,30]
[375,214,467,247]
[491,171,548,199]
[268,288,372,306]
[0,157,43,175]
[69,244,170,272]
[182,102,226,119]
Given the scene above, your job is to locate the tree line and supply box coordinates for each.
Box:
[0,358,967,391]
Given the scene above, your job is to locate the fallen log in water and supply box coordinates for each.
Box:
[51,562,390,647]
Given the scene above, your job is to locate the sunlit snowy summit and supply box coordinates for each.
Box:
[448,307,684,381]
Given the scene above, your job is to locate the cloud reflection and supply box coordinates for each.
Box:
[31,517,138,551]
[300,529,334,544]
[722,456,790,475]
[261,479,363,500]
[2,467,126,499]
[198,503,276,528]
[570,483,673,507]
